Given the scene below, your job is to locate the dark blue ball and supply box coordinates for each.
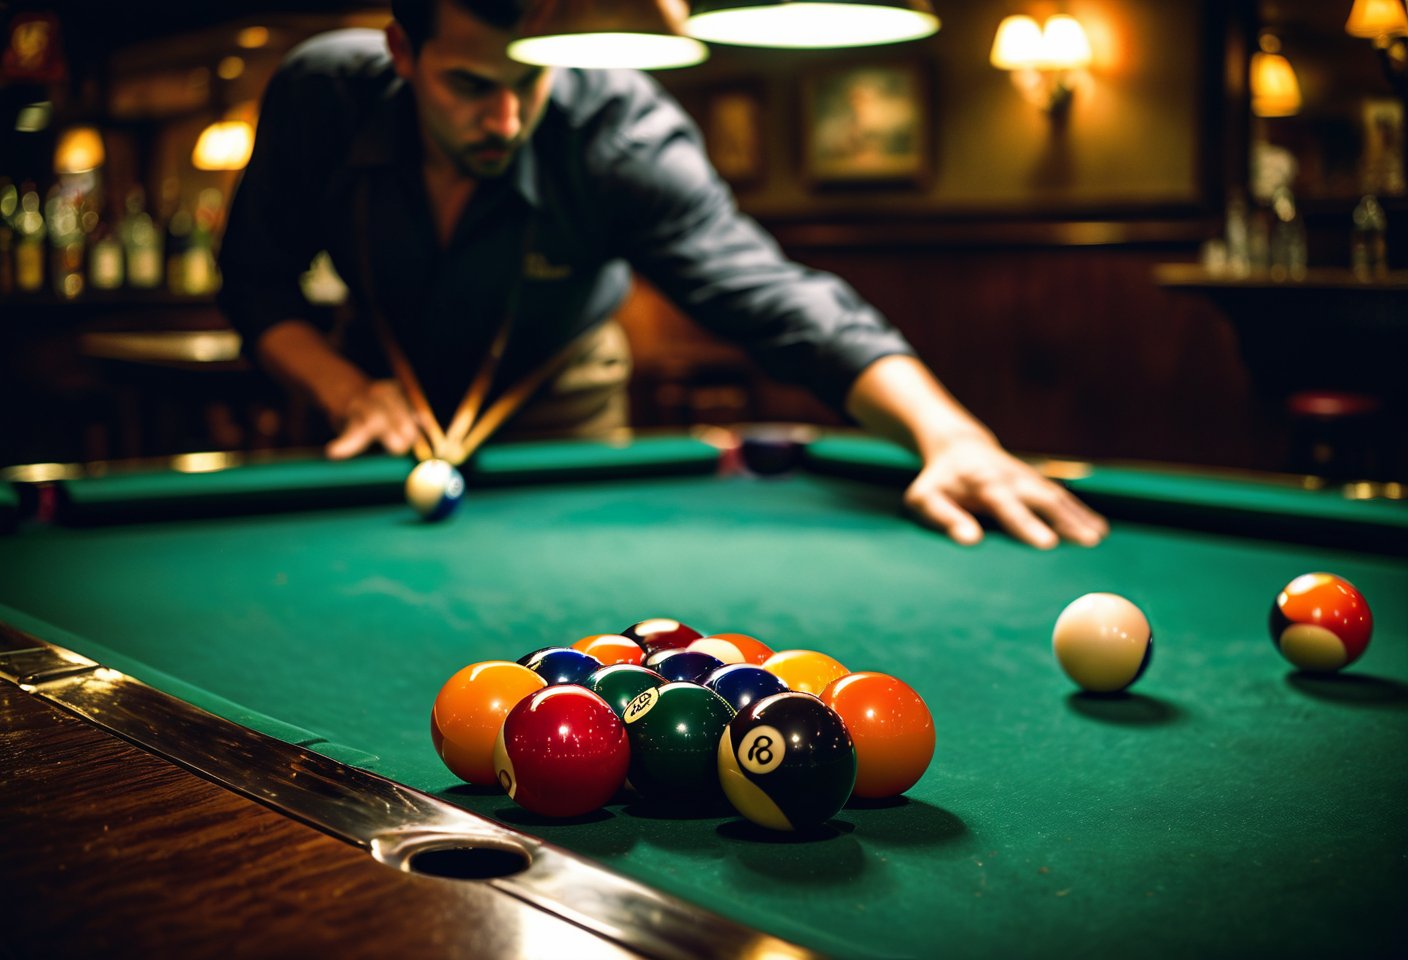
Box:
[705,663,790,713]
[518,647,600,686]
[652,651,726,685]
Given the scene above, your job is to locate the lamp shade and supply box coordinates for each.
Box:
[1345,0,1408,38]
[687,0,938,50]
[1040,14,1091,70]
[54,125,105,173]
[990,14,1041,69]
[192,120,254,170]
[1251,51,1302,117]
[508,0,708,69]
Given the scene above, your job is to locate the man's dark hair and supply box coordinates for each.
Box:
[391,0,533,51]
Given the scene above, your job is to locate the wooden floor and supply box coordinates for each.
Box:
[0,682,638,960]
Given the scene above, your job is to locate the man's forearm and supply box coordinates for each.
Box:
[844,354,996,460]
[255,320,370,424]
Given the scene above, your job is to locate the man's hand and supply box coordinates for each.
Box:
[325,378,423,459]
[845,354,1108,549]
[904,435,1107,549]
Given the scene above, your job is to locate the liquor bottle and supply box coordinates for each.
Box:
[1351,195,1388,281]
[14,182,46,294]
[1269,185,1306,281]
[46,184,85,299]
[120,186,162,289]
[183,187,222,295]
[164,200,193,295]
[88,221,124,291]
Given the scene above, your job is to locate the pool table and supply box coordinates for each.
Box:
[2,433,1405,960]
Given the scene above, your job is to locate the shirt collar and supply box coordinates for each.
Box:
[347,75,542,210]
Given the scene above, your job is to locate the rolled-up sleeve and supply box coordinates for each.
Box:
[217,66,327,358]
[599,76,917,412]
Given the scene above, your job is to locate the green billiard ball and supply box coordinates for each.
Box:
[585,663,666,718]
[622,681,735,803]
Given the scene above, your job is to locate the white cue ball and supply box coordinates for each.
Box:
[405,459,465,521]
[1051,592,1154,693]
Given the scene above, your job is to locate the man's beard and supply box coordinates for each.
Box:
[454,137,518,178]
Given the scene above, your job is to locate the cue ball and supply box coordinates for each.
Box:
[431,660,546,785]
[405,458,464,521]
[493,686,629,818]
[718,691,857,832]
[1270,572,1373,672]
[820,672,934,799]
[1051,593,1154,693]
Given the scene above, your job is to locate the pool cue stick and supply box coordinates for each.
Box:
[355,180,449,460]
[442,317,513,454]
[451,326,602,465]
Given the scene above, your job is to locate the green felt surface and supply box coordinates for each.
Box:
[1,440,1405,959]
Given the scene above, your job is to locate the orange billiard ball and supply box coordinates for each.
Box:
[821,672,935,799]
[1270,572,1373,672]
[431,661,546,785]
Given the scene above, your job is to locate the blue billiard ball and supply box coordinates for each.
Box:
[518,647,602,686]
[652,651,726,685]
[704,663,789,712]
[405,459,464,521]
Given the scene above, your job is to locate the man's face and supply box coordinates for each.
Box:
[389,1,553,178]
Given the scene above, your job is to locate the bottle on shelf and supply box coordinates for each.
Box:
[183,187,223,296]
[88,219,124,292]
[46,184,85,299]
[164,191,193,296]
[14,182,47,294]
[1351,195,1388,281]
[1269,185,1306,281]
[120,186,163,289]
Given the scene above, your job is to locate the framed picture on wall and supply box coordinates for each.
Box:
[703,86,766,187]
[802,62,928,186]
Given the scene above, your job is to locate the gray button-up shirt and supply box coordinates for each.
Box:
[218,29,916,422]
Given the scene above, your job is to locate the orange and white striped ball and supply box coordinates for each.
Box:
[1269,573,1373,672]
[1051,593,1153,693]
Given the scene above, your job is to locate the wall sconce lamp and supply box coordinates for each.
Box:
[193,116,254,171]
[1250,34,1302,118]
[54,126,105,175]
[508,0,708,69]
[990,14,1092,115]
[1345,0,1408,100]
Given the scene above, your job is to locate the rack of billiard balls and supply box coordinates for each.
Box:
[430,619,938,831]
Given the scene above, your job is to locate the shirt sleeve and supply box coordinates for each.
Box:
[216,63,329,358]
[596,74,918,413]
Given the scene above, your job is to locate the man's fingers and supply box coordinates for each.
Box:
[908,486,985,546]
[981,488,1059,550]
[326,418,378,460]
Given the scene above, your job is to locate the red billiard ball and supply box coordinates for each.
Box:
[821,672,934,799]
[1270,573,1373,672]
[621,618,704,657]
[431,661,546,785]
[718,691,856,832]
[492,686,630,818]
